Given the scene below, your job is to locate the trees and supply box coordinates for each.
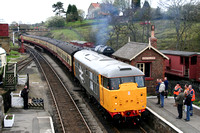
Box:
[131,0,141,10]
[78,9,85,22]
[52,2,64,16]
[159,0,197,50]
[113,0,130,14]
[45,16,65,28]
[66,4,79,22]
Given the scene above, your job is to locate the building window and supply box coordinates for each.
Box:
[137,63,144,72]
[137,63,151,77]
[191,56,197,65]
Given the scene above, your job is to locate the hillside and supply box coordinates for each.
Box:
[49,19,200,52]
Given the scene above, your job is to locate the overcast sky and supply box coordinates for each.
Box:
[0,0,158,24]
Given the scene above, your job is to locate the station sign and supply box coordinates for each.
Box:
[142,57,156,60]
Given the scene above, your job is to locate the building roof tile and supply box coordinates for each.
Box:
[91,3,100,8]
[113,41,169,60]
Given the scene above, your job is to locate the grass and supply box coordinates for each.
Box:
[7,50,20,62]
[65,20,96,28]
[193,100,200,107]
[51,29,84,41]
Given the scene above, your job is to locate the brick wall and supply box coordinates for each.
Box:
[0,37,10,54]
[131,48,165,94]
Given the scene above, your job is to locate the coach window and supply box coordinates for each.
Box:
[191,56,197,65]
[67,55,70,63]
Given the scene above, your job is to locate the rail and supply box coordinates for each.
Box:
[26,46,91,133]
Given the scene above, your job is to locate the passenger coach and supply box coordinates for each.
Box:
[22,35,81,71]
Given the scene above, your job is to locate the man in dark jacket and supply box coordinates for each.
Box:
[164,77,169,98]
[184,92,192,121]
[155,79,160,104]
[175,89,184,119]
[21,85,29,109]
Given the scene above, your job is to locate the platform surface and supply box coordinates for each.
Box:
[2,108,54,133]
[147,97,200,133]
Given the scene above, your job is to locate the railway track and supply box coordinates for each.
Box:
[23,44,149,133]
[26,46,91,133]
[7,55,34,72]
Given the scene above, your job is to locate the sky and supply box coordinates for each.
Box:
[0,0,158,24]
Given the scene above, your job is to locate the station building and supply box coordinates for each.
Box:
[112,26,169,93]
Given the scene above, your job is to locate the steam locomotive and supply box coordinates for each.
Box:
[19,34,147,123]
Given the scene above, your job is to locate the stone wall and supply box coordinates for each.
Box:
[0,96,4,129]
[131,48,165,94]
[144,108,180,133]
[0,37,10,54]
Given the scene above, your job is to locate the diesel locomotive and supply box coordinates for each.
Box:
[19,34,147,122]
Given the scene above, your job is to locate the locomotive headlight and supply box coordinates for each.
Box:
[115,103,117,105]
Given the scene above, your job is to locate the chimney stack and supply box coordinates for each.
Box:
[150,25,157,48]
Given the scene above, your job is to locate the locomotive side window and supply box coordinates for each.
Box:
[135,76,145,87]
[85,69,88,76]
[89,71,93,90]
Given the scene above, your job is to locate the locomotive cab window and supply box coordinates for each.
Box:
[102,77,110,89]
[102,76,142,90]
[135,76,145,87]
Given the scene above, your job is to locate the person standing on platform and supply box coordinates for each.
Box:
[21,85,29,109]
[164,77,169,98]
[159,79,165,108]
[174,82,181,99]
[189,85,195,116]
[175,89,184,119]
[156,79,160,104]
[184,92,191,122]
[184,84,189,96]
[184,84,189,112]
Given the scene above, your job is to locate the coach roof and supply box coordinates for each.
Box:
[74,50,144,78]
[24,35,81,55]
[160,50,200,57]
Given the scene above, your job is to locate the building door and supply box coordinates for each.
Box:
[184,57,189,77]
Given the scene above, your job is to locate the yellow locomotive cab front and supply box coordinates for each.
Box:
[102,82,146,113]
